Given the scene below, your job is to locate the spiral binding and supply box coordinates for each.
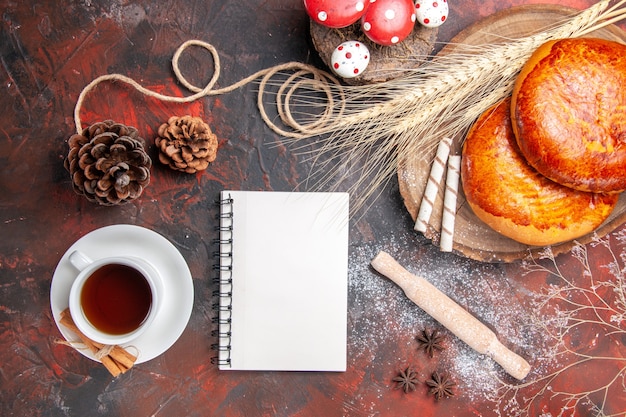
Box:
[210,194,234,367]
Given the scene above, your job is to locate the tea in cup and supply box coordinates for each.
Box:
[68,250,163,345]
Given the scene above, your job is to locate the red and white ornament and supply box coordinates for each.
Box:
[414,0,448,28]
[361,0,416,46]
[330,41,370,79]
[303,0,370,28]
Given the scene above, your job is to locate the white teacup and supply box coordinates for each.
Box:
[68,250,163,346]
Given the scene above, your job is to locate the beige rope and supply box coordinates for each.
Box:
[94,344,115,360]
[54,337,88,350]
[73,39,343,138]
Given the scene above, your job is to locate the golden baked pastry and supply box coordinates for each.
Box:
[511,38,626,193]
[461,98,618,246]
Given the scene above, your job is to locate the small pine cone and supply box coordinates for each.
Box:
[155,115,218,173]
[64,120,152,205]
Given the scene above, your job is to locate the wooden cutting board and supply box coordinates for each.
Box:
[398,4,626,263]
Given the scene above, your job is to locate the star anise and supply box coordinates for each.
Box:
[416,328,445,357]
[425,371,455,400]
[392,366,420,393]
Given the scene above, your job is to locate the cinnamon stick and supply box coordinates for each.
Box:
[86,338,137,370]
[108,345,137,370]
[58,308,137,376]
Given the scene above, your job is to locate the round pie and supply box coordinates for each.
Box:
[461,98,618,246]
[511,38,626,193]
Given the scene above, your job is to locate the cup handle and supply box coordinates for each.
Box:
[68,250,93,271]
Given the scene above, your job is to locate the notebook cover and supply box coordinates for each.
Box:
[215,190,349,371]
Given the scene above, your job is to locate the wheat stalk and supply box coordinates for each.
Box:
[263,0,626,216]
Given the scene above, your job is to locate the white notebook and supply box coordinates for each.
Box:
[214,190,349,371]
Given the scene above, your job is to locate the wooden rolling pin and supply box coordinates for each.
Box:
[371,251,531,380]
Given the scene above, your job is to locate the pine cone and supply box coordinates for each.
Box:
[155,115,218,173]
[64,120,152,206]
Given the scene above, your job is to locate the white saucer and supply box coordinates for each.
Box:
[50,224,194,364]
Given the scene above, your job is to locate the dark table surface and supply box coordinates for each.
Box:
[2,0,626,416]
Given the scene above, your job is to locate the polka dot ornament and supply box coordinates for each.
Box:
[415,0,449,28]
[330,41,371,79]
